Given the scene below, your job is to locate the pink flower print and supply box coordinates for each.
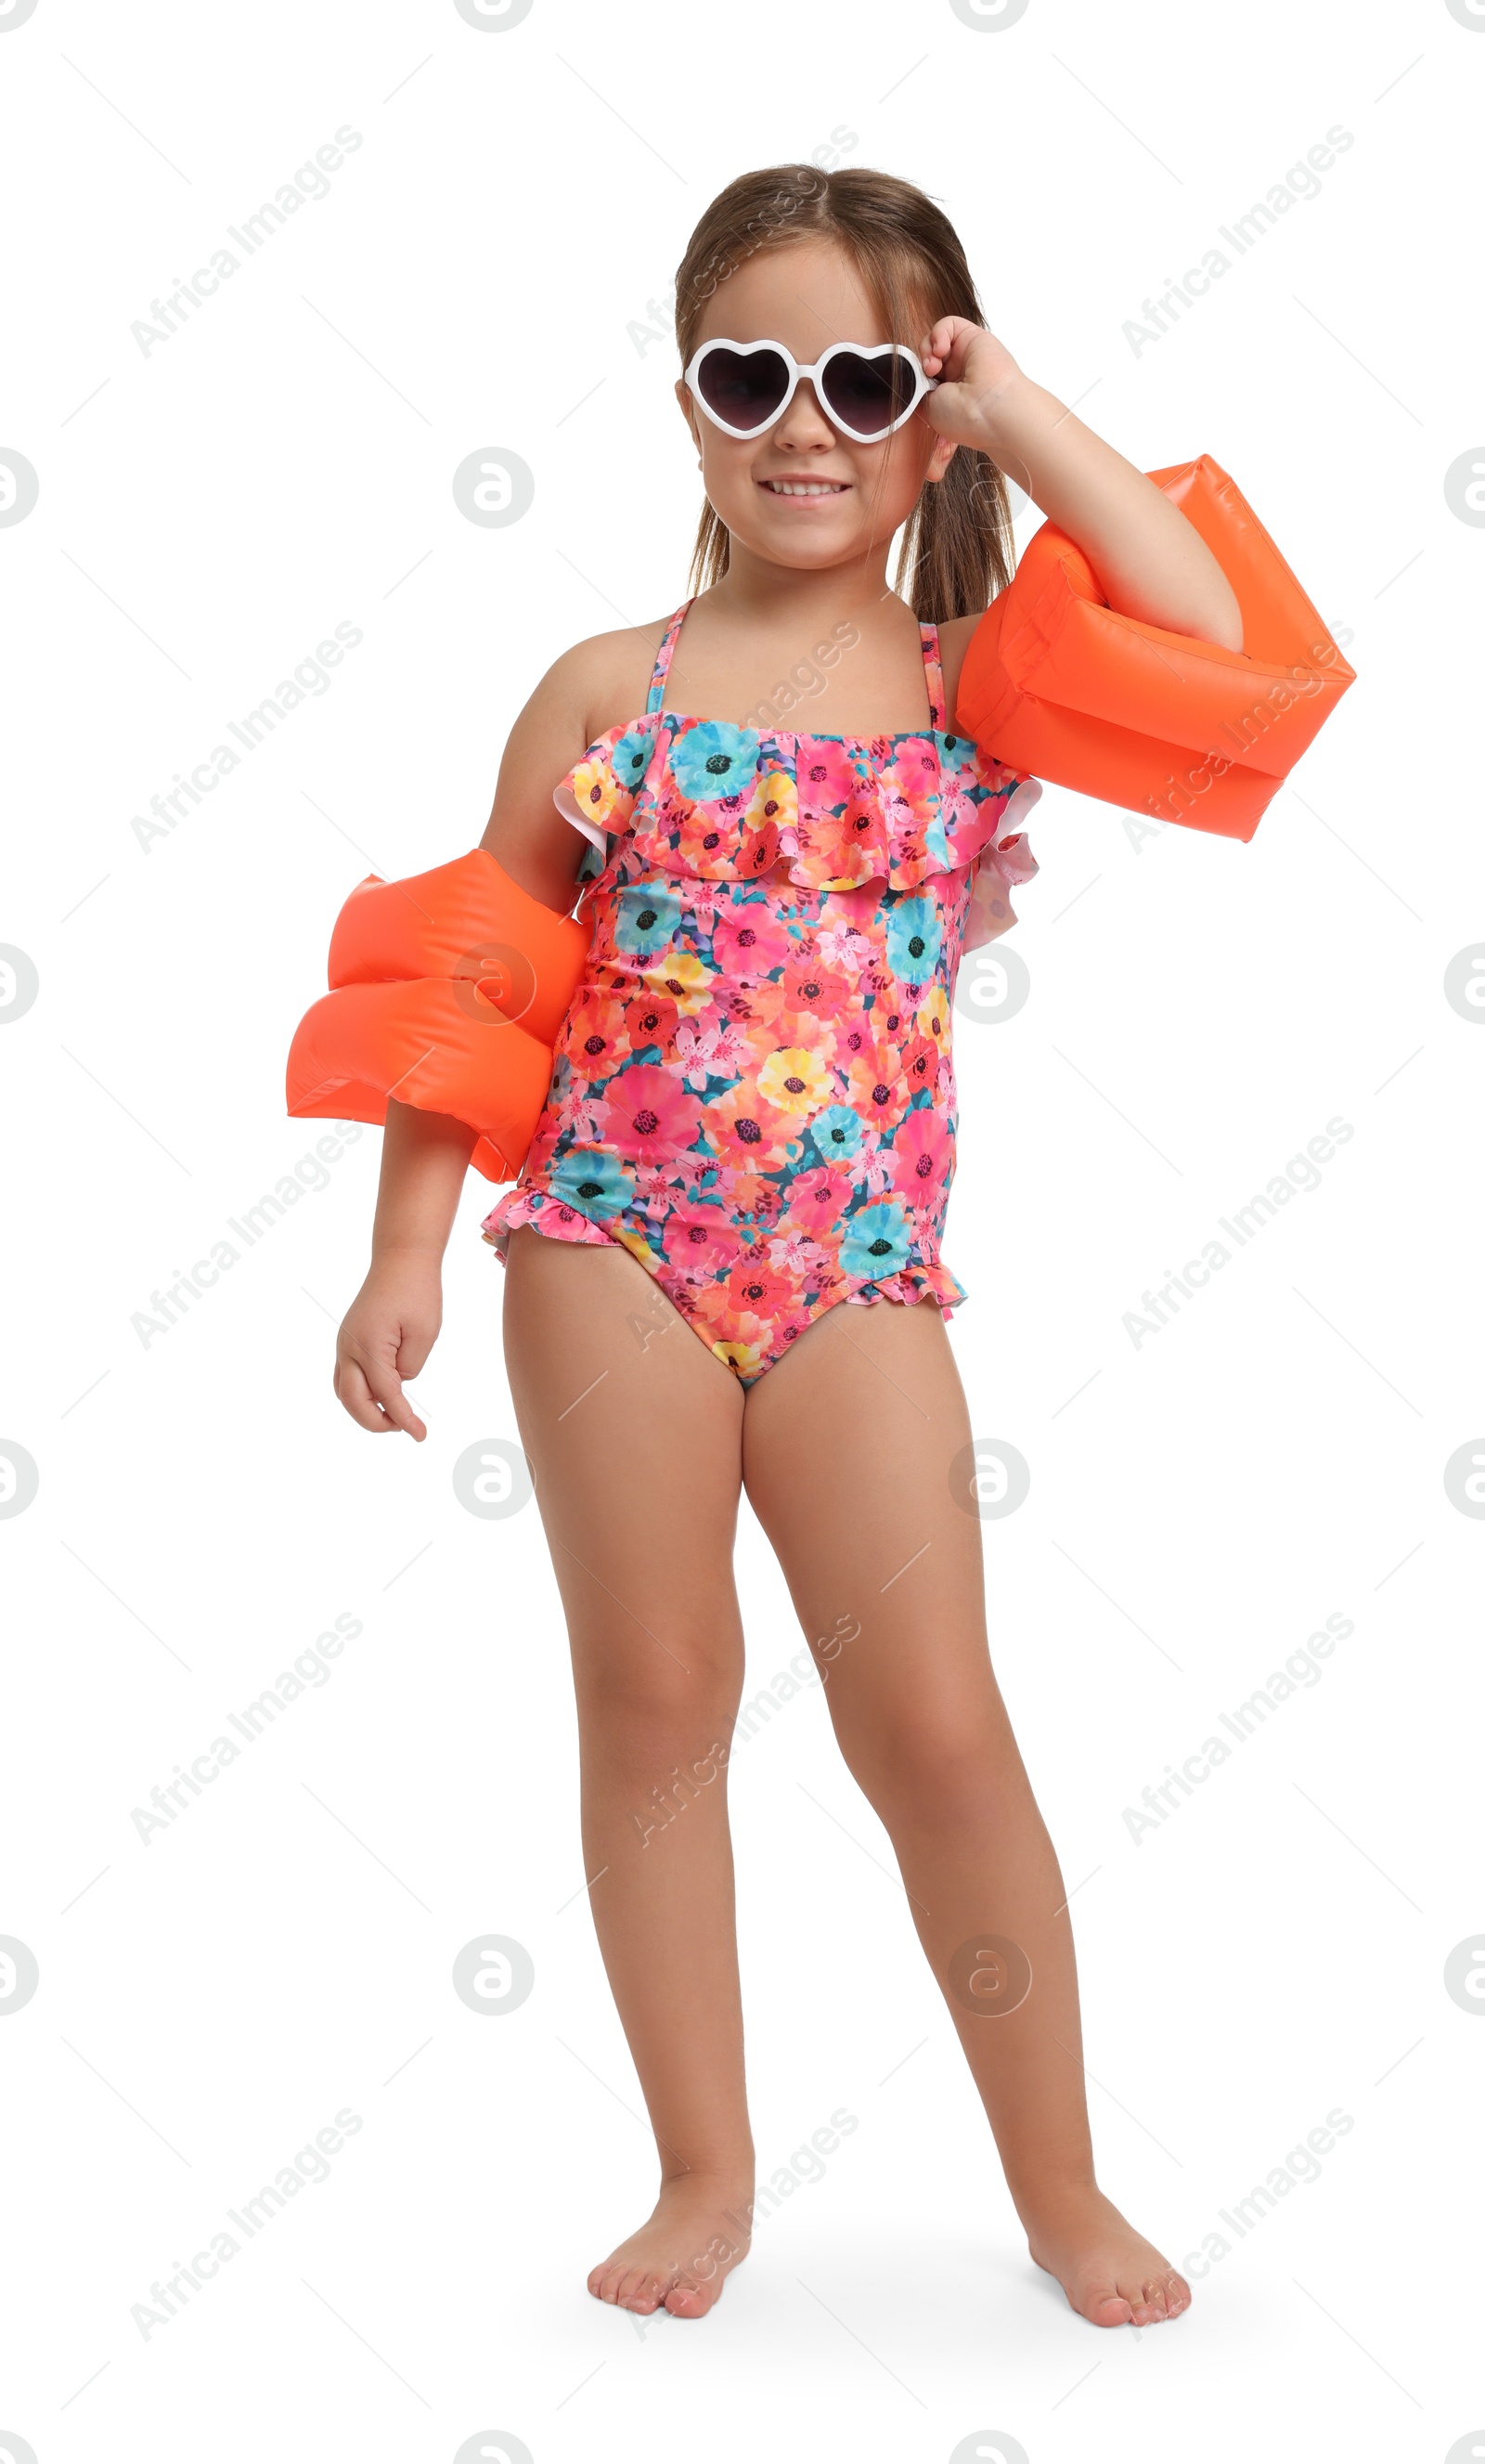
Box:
[711,902,794,978]
[765,1227,831,1278]
[821,880,883,937]
[661,1202,744,1280]
[786,1163,858,1235]
[794,739,860,826]
[892,735,939,801]
[894,1105,951,1201]
[600,1064,704,1162]
[684,878,727,931]
[816,914,871,974]
[674,1009,754,1089]
[716,1251,806,1329]
[936,765,981,833]
[565,1088,609,1146]
[861,1146,895,1200]
[520,1107,563,1178]
[875,755,936,858]
[632,1158,684,1209]
[648,779,691,836]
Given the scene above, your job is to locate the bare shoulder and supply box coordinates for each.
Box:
[477,615,674,912]
[536,615,675,746]
[936,609,990,735]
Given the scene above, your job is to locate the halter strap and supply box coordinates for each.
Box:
[918,620,946,732]
[647,598,947,731]
[646,602,692,716]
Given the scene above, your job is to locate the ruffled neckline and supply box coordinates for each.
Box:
[554,706,1039,905]
[603,709,976,751]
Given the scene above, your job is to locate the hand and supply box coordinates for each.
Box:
[333,1251,443,1438]
[918,316,1027,453]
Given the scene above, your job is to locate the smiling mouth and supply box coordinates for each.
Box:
[759,478,851,498]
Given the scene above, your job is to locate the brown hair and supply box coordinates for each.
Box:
[675,164,1015,624]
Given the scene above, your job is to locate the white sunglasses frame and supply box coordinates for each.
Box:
[682,337,940,445]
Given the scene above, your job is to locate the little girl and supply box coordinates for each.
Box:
[331,166,1245,2328]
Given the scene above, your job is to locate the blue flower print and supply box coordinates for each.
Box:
[841,1198,912,1279]
[612,727,654,792]
[549,1147,634,1221]
[670,720,762,805]
[808,1104,863,1165]
[885,896,942,982]
[614,885,683,958]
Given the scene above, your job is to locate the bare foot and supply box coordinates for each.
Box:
[1025,2184,1191,2328]
[587,2175,754,2318]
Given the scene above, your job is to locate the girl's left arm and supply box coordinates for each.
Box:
[922,316,1245,653]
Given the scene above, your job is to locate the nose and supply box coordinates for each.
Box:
[770,376,837,447]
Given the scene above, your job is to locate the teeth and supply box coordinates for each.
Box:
[765,479,847,496]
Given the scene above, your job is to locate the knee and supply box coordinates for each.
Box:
[575,1643,741,1773]
[591,1676,738,1851]
[843,1704,1014,1834]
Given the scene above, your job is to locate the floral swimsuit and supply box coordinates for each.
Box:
[481,599,1041,1386]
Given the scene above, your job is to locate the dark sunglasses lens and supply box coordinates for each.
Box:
[696,347,791,432]
[821,350,916,435]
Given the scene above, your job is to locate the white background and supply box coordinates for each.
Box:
[2,1,1482,2458]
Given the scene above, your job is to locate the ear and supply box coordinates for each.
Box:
[675,378,701,453]
[924,434,959,486]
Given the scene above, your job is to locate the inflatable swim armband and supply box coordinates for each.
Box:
[956,455,1354,840]
[286,847,591,1181]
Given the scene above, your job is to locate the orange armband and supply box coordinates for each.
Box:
[956,455,1355,841]
[286,848,591,1182]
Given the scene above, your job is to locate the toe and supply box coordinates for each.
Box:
[1121,2276,1156,2326]
[1163,2270,1191,2316]
[1143,2276,1169,2323]
[614,2266,663,2312]
[1083,2283,1134,2328]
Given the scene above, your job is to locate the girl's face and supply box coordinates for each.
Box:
[676,236,956,572]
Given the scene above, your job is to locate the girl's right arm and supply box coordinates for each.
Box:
[332,632,619,1437]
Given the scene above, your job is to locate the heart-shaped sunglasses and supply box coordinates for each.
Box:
[683,338,939,445]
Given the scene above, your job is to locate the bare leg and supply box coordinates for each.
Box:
[501,1227,755,2315]
[741,1296,1191,2328]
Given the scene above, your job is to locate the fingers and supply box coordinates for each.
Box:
[919,312,979,373]
[332,1269,441,1439]
[333,1348,428,1439]
[394,1328,435,1381]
